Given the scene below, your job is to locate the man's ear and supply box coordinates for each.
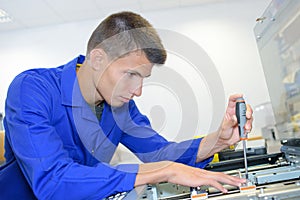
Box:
[89,48,107,71]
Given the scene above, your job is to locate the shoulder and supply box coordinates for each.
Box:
[7,68,64,106]
[10,67,62,90]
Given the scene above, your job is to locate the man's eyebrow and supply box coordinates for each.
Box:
[128,70,151,78]
[145,73,151,78]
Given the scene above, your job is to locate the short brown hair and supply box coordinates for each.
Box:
[87,11,167,64]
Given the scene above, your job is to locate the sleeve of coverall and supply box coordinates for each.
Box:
[120,101,213,169]
[4,73,138,199]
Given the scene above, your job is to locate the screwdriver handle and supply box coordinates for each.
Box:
[236,97,247,140]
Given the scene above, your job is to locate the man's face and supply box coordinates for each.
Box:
[97,51,153,107]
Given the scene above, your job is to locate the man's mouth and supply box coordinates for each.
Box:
[120,96,131,103]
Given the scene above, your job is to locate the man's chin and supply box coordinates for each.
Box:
[109,101,126,108]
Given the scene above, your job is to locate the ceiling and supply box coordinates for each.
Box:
[0,0,227,32]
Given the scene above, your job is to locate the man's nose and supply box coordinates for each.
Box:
[131,85,142,97]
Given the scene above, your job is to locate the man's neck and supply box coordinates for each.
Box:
[76,62,103,105]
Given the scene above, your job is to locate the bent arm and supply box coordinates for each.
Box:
[4,74,137,199]
[196,94,253,162]
[120,101,212,167]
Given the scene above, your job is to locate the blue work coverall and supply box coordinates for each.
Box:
[0,55,212,199]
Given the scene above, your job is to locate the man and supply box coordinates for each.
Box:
[0,11,253,199]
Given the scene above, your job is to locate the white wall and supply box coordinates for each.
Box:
[0,0,272,140]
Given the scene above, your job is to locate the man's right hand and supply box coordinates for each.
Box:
[135,161,246,193]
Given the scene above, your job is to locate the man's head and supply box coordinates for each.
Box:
[81,11,167,107]
[86,11,166,64]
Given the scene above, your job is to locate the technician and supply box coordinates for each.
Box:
[0,11,253,199]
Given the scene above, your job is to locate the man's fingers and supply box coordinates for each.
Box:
[245,104,253,132]
[195,170,245,193]
[227,94,243,108]
[223,113,237,128]
[218,173,246,187]
[246,104,253,119]
[201,178,228,193]
[229,94,243,102]
[204,171,245,187]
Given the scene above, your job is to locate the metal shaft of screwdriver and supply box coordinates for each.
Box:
[242,140,248,179]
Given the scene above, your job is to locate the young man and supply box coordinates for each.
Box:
[0,11,253,199]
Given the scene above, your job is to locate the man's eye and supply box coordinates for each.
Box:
[127,71,135,77]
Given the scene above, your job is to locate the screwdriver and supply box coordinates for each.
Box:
[236,97,248,179]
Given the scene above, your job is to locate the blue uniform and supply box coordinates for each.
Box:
[0,55,212,199]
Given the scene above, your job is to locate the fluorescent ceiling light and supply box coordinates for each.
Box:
[0,9,12,23]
